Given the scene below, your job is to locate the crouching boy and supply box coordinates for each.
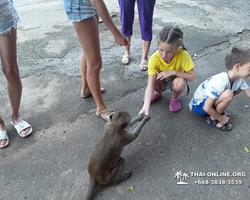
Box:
[189,45,250,131]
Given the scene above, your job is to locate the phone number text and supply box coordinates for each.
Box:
[194,180,243,185]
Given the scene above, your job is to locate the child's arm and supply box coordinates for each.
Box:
[139,75,156,116]
[234,88,242,96]
[157,69,196,82]
[242,88,250,98]
[90,0,129,46]
[203,97,230,125]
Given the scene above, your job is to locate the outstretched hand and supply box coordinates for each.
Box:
[139,108,149,116]
[141,114,150,122]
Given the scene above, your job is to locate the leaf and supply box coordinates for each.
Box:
[129,185,134,191]
[245,146,249,153]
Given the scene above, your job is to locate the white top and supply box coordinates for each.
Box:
[189,71,249,110]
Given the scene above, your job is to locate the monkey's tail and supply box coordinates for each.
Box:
[85,179,99,200]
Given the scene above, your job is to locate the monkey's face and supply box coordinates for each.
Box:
[109,111,131,129]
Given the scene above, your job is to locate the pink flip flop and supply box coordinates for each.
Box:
[143,92,162,104]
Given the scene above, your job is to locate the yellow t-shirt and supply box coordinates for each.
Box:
[148,48,195,75]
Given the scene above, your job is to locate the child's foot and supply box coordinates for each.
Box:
[207,116,232,131]
[81,88,105,98]
[140,59,148,71]
[0,123,9,148]
[11,118,33,137]
[122,53,130,65]
[169,97,181,112]
[96,109,114,122]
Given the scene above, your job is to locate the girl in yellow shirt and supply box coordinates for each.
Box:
[139,25,196,115]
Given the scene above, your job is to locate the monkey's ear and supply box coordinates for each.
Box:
[121,122,128,129]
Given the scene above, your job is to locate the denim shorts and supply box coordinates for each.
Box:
[0,0,19,35]
[63,0,97,22]
[161,80,172,92]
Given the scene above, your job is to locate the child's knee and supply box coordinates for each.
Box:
[155,79,166,90]
[223,89,234,101]
[172,78,186,91]
[88,60,102,71]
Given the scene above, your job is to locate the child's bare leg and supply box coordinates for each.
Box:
[80,54,89,93]
[73,16,110,118]
[210,89,233,129]
[121,36,131,64]
[154,79,166,95]
[171,77,186,98]
[81,53,105,97]
[213,89,233,116]
[0,29,21,121]
[0,116,7,146]
[124,36,131,55]
[142,40,151,61]
[81,15,99,96]
[0,29,31,136]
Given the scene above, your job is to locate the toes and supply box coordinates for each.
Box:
[0,139,7,146]
[20,127,31,136]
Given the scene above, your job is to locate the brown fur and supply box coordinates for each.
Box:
[85,111,150,200]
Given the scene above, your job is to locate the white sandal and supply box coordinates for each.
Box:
[0,130,9,148]
[140,59,148,71]
[11,120,33,138]
[122,53,130,65]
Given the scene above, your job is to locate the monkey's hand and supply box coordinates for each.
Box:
[142,115,150,122]
[132,114,151,138]
[138,114,144,121]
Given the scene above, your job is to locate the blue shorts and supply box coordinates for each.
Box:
[0,0,19,35]
[192,100,207,115]
[192,99,216,115]
[63,0,97,22]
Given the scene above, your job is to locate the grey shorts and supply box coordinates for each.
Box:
[0,0,20,35]
[63,0,97,22]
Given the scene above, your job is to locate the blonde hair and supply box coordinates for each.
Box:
[156,25,187,50]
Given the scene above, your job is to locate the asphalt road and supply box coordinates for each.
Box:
[0,0,250,199]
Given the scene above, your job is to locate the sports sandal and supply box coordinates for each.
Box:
[206,116,232,131]
[143,92,162,104]
[96,109,114,122]
[140,59,148,71]
[169,97,181,112]
[0,130,9,148]
[122,53,130,65]
[81,88,106,98]
[11,120,33,138]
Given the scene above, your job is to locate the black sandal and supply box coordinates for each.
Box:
[206,116,232,131]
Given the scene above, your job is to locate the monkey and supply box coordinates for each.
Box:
[85,111,150,200]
